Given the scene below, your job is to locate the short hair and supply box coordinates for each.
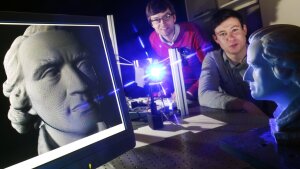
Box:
[145,0,176,22]
[211,8,244,34]
[249,25,283,42]
[249,24,300,85]
[261,24,300,83]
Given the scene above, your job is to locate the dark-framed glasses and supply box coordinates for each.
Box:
[150,13,174,25]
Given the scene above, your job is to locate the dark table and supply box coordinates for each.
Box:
[100,106,298,169]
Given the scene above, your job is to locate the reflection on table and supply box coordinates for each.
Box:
[100,106,297,169]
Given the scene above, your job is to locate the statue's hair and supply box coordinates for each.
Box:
[3,25,65,133]
[249,24,286,42]
[249,24,300,86]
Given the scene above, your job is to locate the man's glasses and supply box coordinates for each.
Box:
[150,13,174,25]
[215,26,243,40]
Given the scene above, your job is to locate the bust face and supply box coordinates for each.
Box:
[243,39,286,101]
[18,30,101,135]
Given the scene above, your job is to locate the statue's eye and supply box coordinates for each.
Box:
[41,66,60,79]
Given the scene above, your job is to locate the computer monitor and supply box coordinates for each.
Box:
[0,11,135,168]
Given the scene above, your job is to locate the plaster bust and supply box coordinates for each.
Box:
[243,24,300,144]
[2,25,107,154]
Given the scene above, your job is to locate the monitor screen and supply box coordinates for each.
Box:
[0,11,135,169]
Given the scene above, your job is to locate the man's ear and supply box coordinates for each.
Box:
[243,24,248,35]
[173,14,176,23]
[212,34,219,45]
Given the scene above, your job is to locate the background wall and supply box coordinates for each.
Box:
[185,0,263,51]
[259,0,300,26]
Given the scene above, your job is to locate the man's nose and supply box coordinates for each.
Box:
[226,32,235,40]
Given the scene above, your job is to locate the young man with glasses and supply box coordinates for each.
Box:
[198,8,275,116]
[145,0,207,101]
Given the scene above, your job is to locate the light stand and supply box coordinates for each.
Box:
[168,48,189,118]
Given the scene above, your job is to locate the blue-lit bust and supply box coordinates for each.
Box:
[244,24,300,145]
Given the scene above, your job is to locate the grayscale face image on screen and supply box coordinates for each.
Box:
[0,23,127,168]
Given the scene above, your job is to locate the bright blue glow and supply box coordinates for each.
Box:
[108,88,120,96]
[185,52,196,59]
[159,83,167,95]
[138,36,145,49]
[131,22,149,58]
[131,23,138,33]
[150,67,161,77]
[131,23,145,49]
[146,63,165,81]
[173,114,180,124]
[124,81,135,87]
[94,95,104,103]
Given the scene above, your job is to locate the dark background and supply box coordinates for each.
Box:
[8,0,187,94]
[0,0,188,92]
[0,1,187,167]
[0,0,263,97]
[0,0,263,167]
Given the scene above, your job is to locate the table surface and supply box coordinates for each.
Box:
[99,105,279,169]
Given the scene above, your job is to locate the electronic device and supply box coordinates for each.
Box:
[0,11,135,169]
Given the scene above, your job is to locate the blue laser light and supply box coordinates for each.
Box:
[146,63,165,82]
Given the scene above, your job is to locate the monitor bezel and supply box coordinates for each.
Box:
[0,11,135,169]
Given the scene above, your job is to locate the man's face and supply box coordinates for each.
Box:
[19,30,100,135]
[243,39,286,100]
[213,17,247,56]
[149,9,176,37]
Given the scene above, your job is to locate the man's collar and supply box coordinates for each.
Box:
[222,51,247,68]
[159,24,180,46]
